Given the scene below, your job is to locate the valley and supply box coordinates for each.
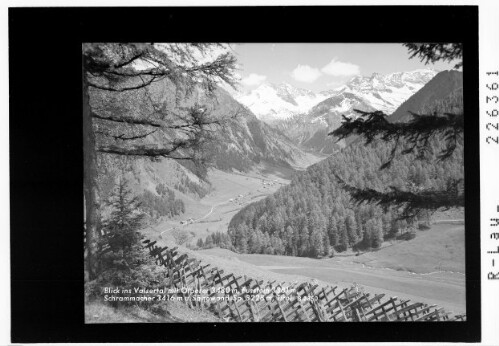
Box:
[140,68,466,318]
[141,150,326,246]
[142,161,466,315]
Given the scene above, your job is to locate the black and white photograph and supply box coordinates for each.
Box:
[83,42,466,323]
[9,4,489,344]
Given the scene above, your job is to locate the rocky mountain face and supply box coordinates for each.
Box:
[336,69,438,114]
[234,69,438,154]
[273,92,377,153]
[234,69,437,124]
[233,82,332,123]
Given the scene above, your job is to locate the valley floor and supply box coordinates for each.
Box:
[141,159,317,245]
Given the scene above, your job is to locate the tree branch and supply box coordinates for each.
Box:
[92,109,224,133]
[113,51,145,69]
[97,143,194,159]
[403,43,463,69]
[92,112,162,127]
[86,75,163,92]
[329,109,464,168]
[333,173,464,219]
[112,129,158,141]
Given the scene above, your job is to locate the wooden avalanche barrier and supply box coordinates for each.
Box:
[141,238,466,322]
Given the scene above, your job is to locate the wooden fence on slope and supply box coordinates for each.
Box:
[141,238,466,322]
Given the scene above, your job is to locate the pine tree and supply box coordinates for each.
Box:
[101,177,145,255]
[309,228,324,258]
[345,214,358,246]
[205,235,214,248]
[371,219,384,248]
[323,231,331,257]
[363,219,374,248]
[337,220,349,252]
[328,215,338,247]
[298,216,310,256]
[235,224,249,253]
[196,238,204,249]
[249,231,262,253]
[263,233,273,254]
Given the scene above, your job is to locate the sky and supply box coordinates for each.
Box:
[230,43,458,93]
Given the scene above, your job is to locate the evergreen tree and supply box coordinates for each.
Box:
[337,221,349,253]
[323,231,331,257]
[205,234,214,248]
[285,225,297,256]
[249,231,262,253]
[328,215,338,247]
[345,213,358,246]
[309,228,325,257]
[101,177,145,254]
[235,224,249,253]
[363,219,374,248]
[371,219,384,249]
[196,238,204,249]
[298,216,310,256]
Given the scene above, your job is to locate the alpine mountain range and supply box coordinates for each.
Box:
[228,69,439,153]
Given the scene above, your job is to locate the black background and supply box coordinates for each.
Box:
[9,6,480,343]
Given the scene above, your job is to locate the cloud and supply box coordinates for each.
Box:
[291,64,322,83]
[321,58,360,76]
[241,73,267,86]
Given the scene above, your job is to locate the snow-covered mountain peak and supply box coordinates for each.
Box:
[235,82,329,122]
[336,68,438,113]
[233,69,438,123]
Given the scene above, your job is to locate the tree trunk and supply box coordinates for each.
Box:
[83,65,100,280]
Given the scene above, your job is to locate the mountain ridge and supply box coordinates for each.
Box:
[230,69,439,154]
[232,69,438,125]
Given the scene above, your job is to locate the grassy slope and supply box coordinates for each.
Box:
[200,221,465,275]
[333,222,465,274]
[198,221,466,314]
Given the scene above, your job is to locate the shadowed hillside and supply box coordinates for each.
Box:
[389,70,463,122]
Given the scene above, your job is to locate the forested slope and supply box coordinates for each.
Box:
[228,138,463,257]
